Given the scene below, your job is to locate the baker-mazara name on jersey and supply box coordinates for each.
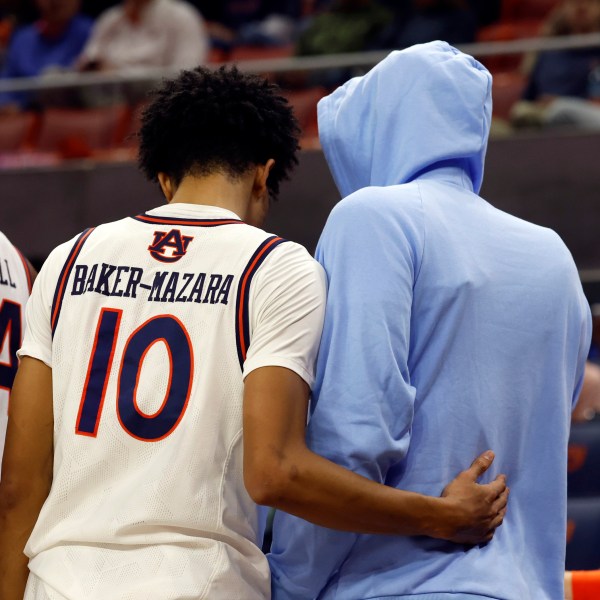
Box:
[70,262,234,305]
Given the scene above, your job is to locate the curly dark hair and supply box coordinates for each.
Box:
[137,66,300,200]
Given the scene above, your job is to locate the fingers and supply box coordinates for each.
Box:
[462,450,495,481]
[481,531,494,544]
[488,506,507,531]
[485,474,508,499]
[477,494,509,545]
[474,507,507,545]
[491,486,510,513]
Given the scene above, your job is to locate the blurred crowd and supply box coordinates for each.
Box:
[0,0,599,126]
[0,0,501,111]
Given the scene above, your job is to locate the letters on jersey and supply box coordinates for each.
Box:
[18,208,325,599]
[70,263,234,305]
[0,258,18,289]
[0,233,31,480]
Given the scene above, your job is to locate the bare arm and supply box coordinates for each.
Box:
[244,366,508,543]
[0,357,53,600]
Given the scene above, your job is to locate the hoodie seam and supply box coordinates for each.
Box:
[318,96,345,199]
[476,67,493,192]
[413,181,426,288]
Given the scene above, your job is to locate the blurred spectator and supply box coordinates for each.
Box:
[0,0,38,25]
[572,361,600,421]
[191,0,302,50]
[467,0,502,27]
[80,0,120,18]
[296,0,392,55]
[0,0,92,110]
[511,0,600,130]
[78,0,208,72]
[379,0,477,49]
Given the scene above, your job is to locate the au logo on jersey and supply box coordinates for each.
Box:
[148,229,193,263]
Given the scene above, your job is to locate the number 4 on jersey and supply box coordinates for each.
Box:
[0,299,22,393]
[76,308,194,441]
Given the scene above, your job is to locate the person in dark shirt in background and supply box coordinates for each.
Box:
[512,0,600,130]
[378,0,476,49]
[190,0,302,50]
[296,0,392,55]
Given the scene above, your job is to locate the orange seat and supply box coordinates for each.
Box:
[207,47,228,64]
[501,0,562,21]
[0,112,38,152]
[120,101,151,149]
[492,71,527,119]
[282,87,327,139]
[229,44,294,62]
[36,106,130,156]
[477,19,544,42]
[477,19,544,73]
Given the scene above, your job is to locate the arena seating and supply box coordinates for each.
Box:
[566,497,600,570]
[0,112,38,152]
[501,0,563,22]
[0,85,328,158]
[282,87,327,141]
[36,105,130,157]
[491,72,527,121]
[568,420,600,497]
[566,418,600,570]
[228,44,295,63]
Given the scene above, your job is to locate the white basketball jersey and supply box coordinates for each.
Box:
[19,203,325,600]
[0,230,32,472]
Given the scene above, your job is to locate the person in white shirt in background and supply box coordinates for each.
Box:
[78,0,208,72]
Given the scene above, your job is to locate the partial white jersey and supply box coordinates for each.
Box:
[18,203,326,600]
[0,230,32,472]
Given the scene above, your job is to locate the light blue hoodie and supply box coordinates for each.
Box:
[268,42,591,600]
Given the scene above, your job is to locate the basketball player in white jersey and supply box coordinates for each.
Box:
[0,67,508,600]
[0,230,34,474]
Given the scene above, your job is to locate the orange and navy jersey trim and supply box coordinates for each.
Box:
[132,213,244,228]
[235,235,286,369]
[51,228,95,338]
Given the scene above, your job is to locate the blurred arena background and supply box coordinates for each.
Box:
[0,0,599,575]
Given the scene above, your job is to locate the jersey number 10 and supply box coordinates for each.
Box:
[76,308,194,441]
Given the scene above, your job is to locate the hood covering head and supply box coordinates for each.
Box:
[317,41,492,197]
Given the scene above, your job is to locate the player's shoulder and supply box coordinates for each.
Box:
[48,229,92,259]
[0,229,17,252]
[245,226,323,281]
[327,184,421,224]
[322,185,423,250]
[249,224,319,266]
[42,216,131,265]
[490,202,572,254]
[81,214,152,242]
[0,229,25,263]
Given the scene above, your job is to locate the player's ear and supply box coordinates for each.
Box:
[252,159,275,203]
[157,172,175,202]
[246,159,275,227]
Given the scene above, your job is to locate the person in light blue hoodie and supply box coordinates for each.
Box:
[268,41,591,600]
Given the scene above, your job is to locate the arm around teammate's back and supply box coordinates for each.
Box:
[244,370,508,542]
[241,241,508,543]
